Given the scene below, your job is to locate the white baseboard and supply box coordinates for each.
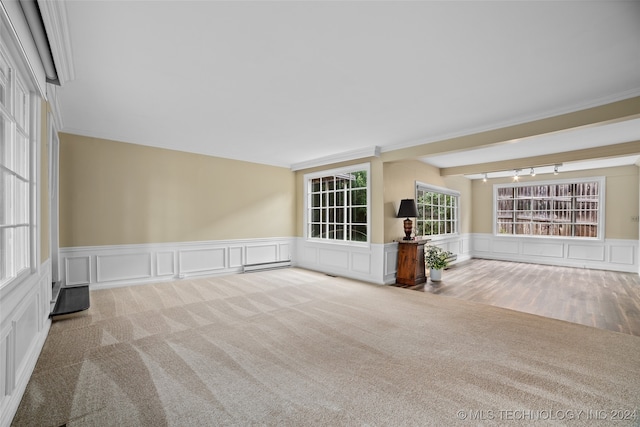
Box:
[59,238,295,289]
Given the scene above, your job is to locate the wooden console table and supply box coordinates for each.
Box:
[396,240,427,287]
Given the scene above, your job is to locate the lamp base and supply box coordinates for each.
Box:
[403,218,414,240]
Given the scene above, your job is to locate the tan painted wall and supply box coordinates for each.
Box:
[40,100,49,261]
[471,165,639,239]
[383,160,472,243]
[59,134,296,247]
[294,157,385,244]
[57,131,637,249]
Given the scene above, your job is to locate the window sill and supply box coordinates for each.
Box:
[305,238,371,249]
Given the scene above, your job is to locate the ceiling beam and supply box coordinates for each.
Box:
[439,140,640,176]
[380,96,640,163]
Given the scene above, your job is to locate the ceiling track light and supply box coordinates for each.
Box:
[477,163,562,181]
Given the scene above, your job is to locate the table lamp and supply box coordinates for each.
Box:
[397,199,418,240]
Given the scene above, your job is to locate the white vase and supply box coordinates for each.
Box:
[430,268,443,282]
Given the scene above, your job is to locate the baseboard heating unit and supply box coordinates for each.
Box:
[50,285,91,317]
[243,260,291,273]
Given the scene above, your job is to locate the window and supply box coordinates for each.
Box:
[415,183,459,238]
[0,44,34,287]
[306,164,369,243]
[495,178,604,238]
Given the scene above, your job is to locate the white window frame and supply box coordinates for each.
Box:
[493,177,605,240]
[415,182,460,240]
[304,162,371,246]
[0,30,39,290]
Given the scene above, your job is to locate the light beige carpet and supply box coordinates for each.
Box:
[12,268,640,426]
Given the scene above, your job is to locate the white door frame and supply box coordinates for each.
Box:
[49,113,60,283]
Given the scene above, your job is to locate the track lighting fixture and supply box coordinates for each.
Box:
[476,163,561,181]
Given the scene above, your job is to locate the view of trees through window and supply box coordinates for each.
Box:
[496,180,601,238]
[307,169,368,242]
[416,185,458,237]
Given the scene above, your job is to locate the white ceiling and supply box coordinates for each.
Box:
[55,0,640,170]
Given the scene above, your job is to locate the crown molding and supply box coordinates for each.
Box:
[38,0,75,84]
[291,146,381,171]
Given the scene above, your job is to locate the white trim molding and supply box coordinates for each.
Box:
[59,237,294,289]
[37,0,75,84]
[296,234,472,286]
[291,146,380,172]
[1,260,51,427]
[471,233,638,273]
[46,83,64,130]
[295,238,387,284]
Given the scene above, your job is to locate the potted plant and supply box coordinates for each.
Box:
[425,245,454,282]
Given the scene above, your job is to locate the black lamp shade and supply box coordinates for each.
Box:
[397,199,418,218]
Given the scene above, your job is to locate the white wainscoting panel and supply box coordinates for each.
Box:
[319,248,350,270]
[522,242,564,258]
[13,299,39,384]
[303,246,318,264]
[97,253,153,283]
[471,234,639,273]
[59,238,294,289]
[179,248,226,275]
[383,244,399,284]
[156,252,175,276]
[0,260,51,427]
[472,236,491,253]
[246,244,278,266]
[280,243,291,263]
[0,325,9,404]
[295,238,386,284]
[65,256,91,286]
[567,244,606,262]
[492,239,519,255]
[609,245,635,265]
[229,246,243,268]
[351,252,371,274]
